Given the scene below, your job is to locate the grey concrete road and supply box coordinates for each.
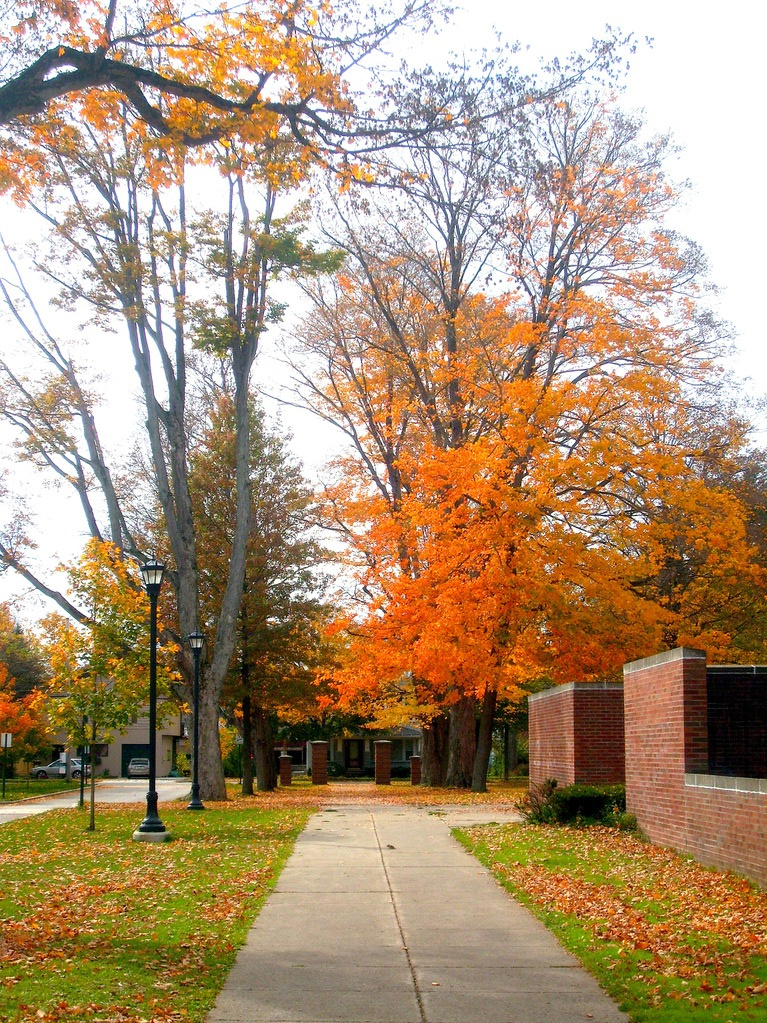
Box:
[207,804,628,1023]
[0,777,191,825]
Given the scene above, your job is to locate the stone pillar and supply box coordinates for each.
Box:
[279,755,292,787]
[409,755,422,786]
[374,740,391,785]
[311,741,328,785]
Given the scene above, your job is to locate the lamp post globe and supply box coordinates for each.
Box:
[133,558,172,842]
[186,631,205,811]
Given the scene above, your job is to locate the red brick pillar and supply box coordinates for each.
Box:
[311,741,328,785]
[409,755,422,786]
[624,647,707,848]
[279,755,292,787]
[374,741,392,785]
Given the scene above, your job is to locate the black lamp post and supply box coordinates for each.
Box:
[133,558,171,842]
[186,631,205,810]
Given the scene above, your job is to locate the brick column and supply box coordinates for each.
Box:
[409,755,422,786]
[624,647,707,847]
[374,741,391,785]
[311,741,328,785]
[279,755,292,787]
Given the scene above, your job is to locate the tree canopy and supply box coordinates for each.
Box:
[0,0,447,198]
[289,73,767,787]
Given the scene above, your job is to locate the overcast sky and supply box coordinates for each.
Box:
[430,0,767,383]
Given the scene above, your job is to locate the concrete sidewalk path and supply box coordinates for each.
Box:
[207,804,628,1023]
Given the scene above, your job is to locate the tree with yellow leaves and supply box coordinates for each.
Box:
[40,539,180,826]
[0,1,445,195]
[0,0,444,800]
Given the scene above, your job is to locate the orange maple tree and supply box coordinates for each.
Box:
[0,663,49,765]
[294,88,767,788]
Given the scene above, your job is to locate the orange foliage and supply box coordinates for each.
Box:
[301,98,767,726]
[0,663,48,755]
[0,1,428,199]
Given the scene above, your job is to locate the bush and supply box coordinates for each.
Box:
[517,780,627,826]
[515,777,558,823]
[550,783,625,823]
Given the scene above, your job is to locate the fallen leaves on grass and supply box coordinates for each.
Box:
[18,1003,187,1022]
[468,823,767,1019]
[224,778,527,808]
[1,806,309,1023]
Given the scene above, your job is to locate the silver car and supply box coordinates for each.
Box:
[127,757,150,777]
[31,758,90,779]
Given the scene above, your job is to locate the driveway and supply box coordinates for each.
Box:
[0,777,191,825]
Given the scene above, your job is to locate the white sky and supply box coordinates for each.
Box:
[1,0,766,620]
[269,0,767,461]
[441,0,767,381]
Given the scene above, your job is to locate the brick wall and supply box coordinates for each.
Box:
[573,686,625,785]
[685,777,767,886]
[623,648,699,847]
[528,683,624,789]
[529,686,574,787]
[624,648,767,889]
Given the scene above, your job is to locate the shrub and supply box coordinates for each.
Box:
[222,743,243,778]
[516,780,627,826]
[515,777,559,823]
[614,810,639,832]
[550,784,626,824]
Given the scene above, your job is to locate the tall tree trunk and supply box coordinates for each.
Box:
[253,702,276,791]
[241,693,254,796]
[421,714,449,786]
[446,694,476,788]
[504,724,518,780]
[198,677,226,799]
[471,687,497,792]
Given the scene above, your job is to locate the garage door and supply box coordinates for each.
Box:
[121,743,150,777]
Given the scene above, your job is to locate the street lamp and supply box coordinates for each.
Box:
[133,558,172,842]
[186,631,205,811]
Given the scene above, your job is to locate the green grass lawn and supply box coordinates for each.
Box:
[457,821,767,1023]
[0,803,311,1023]
[0,778,85,802]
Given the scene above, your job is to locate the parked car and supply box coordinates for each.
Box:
[70,758,91,779]
[31,758,91,780]
[127,757,150,777]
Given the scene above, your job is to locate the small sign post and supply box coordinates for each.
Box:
[1,732,11,800]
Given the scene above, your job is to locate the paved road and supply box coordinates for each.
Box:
[207,804,628,1023]
[0,777,191,825]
